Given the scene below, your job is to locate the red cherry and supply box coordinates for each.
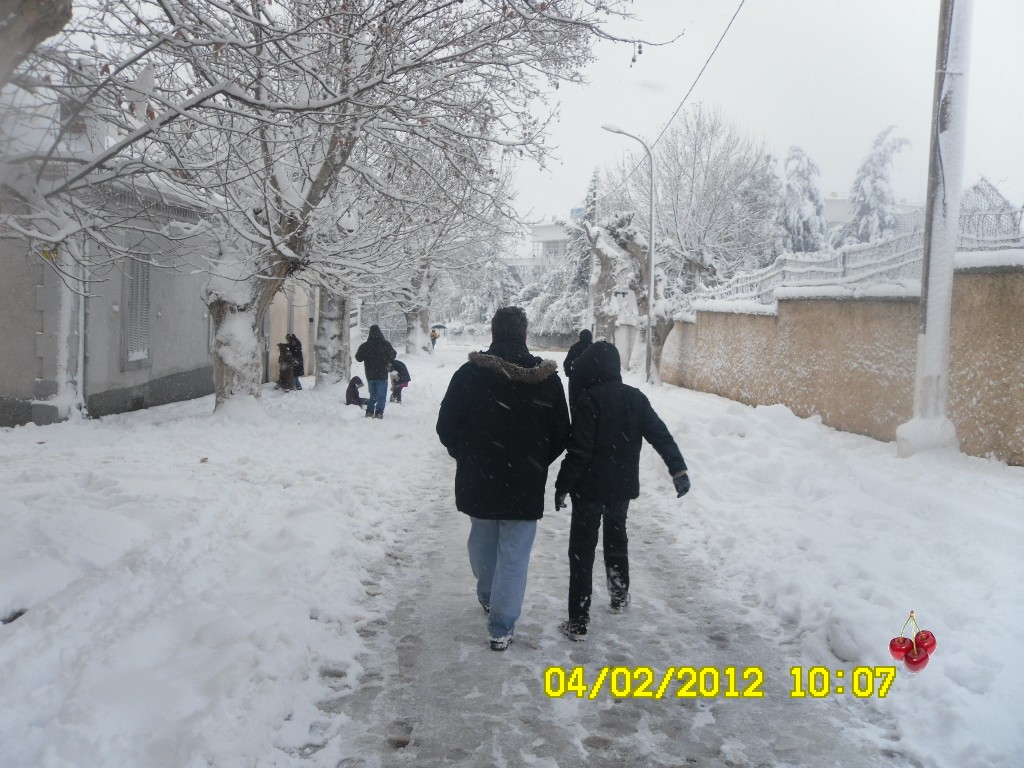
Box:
[915,630,937,655]
[889,636,913,661]
[904,646,930,673]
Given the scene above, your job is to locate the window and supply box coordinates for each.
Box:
[122,234,151,370]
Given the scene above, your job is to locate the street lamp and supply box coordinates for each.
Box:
[601,124,657,383]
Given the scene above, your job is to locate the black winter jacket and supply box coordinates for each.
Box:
[355,325,397,381]
[436,339,570,520]
[556,341,687,503]
[390,359,411,384]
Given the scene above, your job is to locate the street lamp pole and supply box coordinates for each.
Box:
[602,124,656,383]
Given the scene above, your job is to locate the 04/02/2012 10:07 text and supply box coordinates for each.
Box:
[543,666,897,700]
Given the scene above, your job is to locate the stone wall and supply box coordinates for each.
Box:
[661,267,1024,465]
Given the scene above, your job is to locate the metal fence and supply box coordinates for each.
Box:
[695,210,1024,305]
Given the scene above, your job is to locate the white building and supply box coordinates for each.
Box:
[507,223,571,282]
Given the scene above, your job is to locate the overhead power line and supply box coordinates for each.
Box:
[596,0,746,205]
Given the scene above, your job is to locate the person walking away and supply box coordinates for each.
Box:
[437,307,570,651]
[553,341,691,642]
[562,328,593,410]
[389,358,411,403]
[354,325,397,418]
[430,328,439,350]
[286,333,304,389]
[346,376,368,406]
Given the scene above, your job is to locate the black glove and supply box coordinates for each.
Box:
[673,472,690,498]
[555,492,568,510]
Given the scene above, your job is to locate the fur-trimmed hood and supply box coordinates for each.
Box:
[468,351,558,384]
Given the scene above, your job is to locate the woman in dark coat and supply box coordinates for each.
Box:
[354,324,397,418]
[286,333,304,390]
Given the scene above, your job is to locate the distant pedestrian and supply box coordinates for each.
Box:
[346,376,368,406]
[437,307,570,651]
[286,333,304,390]
[553,341,691,642]
[276,343,296,391]
[354,325,397,419]
[562,328,593,409]
[430,328,439,350]
[389,359,411,403]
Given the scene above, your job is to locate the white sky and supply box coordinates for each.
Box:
[512,0,1024,226]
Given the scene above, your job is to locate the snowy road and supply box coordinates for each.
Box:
[325,386,910,768]
[2,342,1022,768]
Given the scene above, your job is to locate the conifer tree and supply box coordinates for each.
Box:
[846,126,910,243]
[781,146,828,252]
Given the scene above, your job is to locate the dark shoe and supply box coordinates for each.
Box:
[478,597,490,615]
[489,633,513,651]
[365,410,374,418]
[609,594,631,614]
[560,620,587,642]
[374,412,384,419]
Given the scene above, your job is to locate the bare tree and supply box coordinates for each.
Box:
[4,0,652,407]
[598,106,782,374]
[133,0,646,405]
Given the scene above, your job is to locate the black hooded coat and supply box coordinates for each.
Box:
[556,341,687,503]
[355,325,397,381]
[436,339,570,520]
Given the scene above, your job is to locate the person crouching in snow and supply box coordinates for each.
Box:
[553,340,690,642]
[389,358,411,403]
[346,376,368,406]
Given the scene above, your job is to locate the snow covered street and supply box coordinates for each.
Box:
[2,342,1022,768]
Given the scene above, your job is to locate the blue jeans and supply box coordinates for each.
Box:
[467,517,537,639]
[366,380,388,415]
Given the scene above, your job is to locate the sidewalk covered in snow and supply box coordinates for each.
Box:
[2,343,1022,767]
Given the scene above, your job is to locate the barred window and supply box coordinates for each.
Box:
[122,238,151,370]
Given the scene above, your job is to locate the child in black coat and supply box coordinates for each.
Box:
[554,341,690,641]
[346,376,368,406]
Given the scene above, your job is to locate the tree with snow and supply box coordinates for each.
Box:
[4,0,651,409]
[523,171,599,336]
[605,106,783,291]
[845,125,910,244]
[780,146,829,253]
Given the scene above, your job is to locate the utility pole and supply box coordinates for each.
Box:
[896,0,973,458]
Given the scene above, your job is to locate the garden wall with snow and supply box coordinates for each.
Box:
[661,263,1024,466]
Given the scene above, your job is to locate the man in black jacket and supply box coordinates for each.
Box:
[354,325,397,418]
[554,341,690,641]
[562,328,593,410]
[437,307,570,650]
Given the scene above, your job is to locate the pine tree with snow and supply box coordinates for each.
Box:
[781,146,828,252]
[845,126,910,244]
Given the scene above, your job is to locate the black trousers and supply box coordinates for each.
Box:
[567,499,630,624]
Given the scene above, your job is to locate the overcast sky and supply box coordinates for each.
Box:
[511,0,1024,227]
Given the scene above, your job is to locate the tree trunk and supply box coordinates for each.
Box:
[315,290,352,386]
[209,299,263,407]
[403,308,430,354]
[0,0,72,88]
